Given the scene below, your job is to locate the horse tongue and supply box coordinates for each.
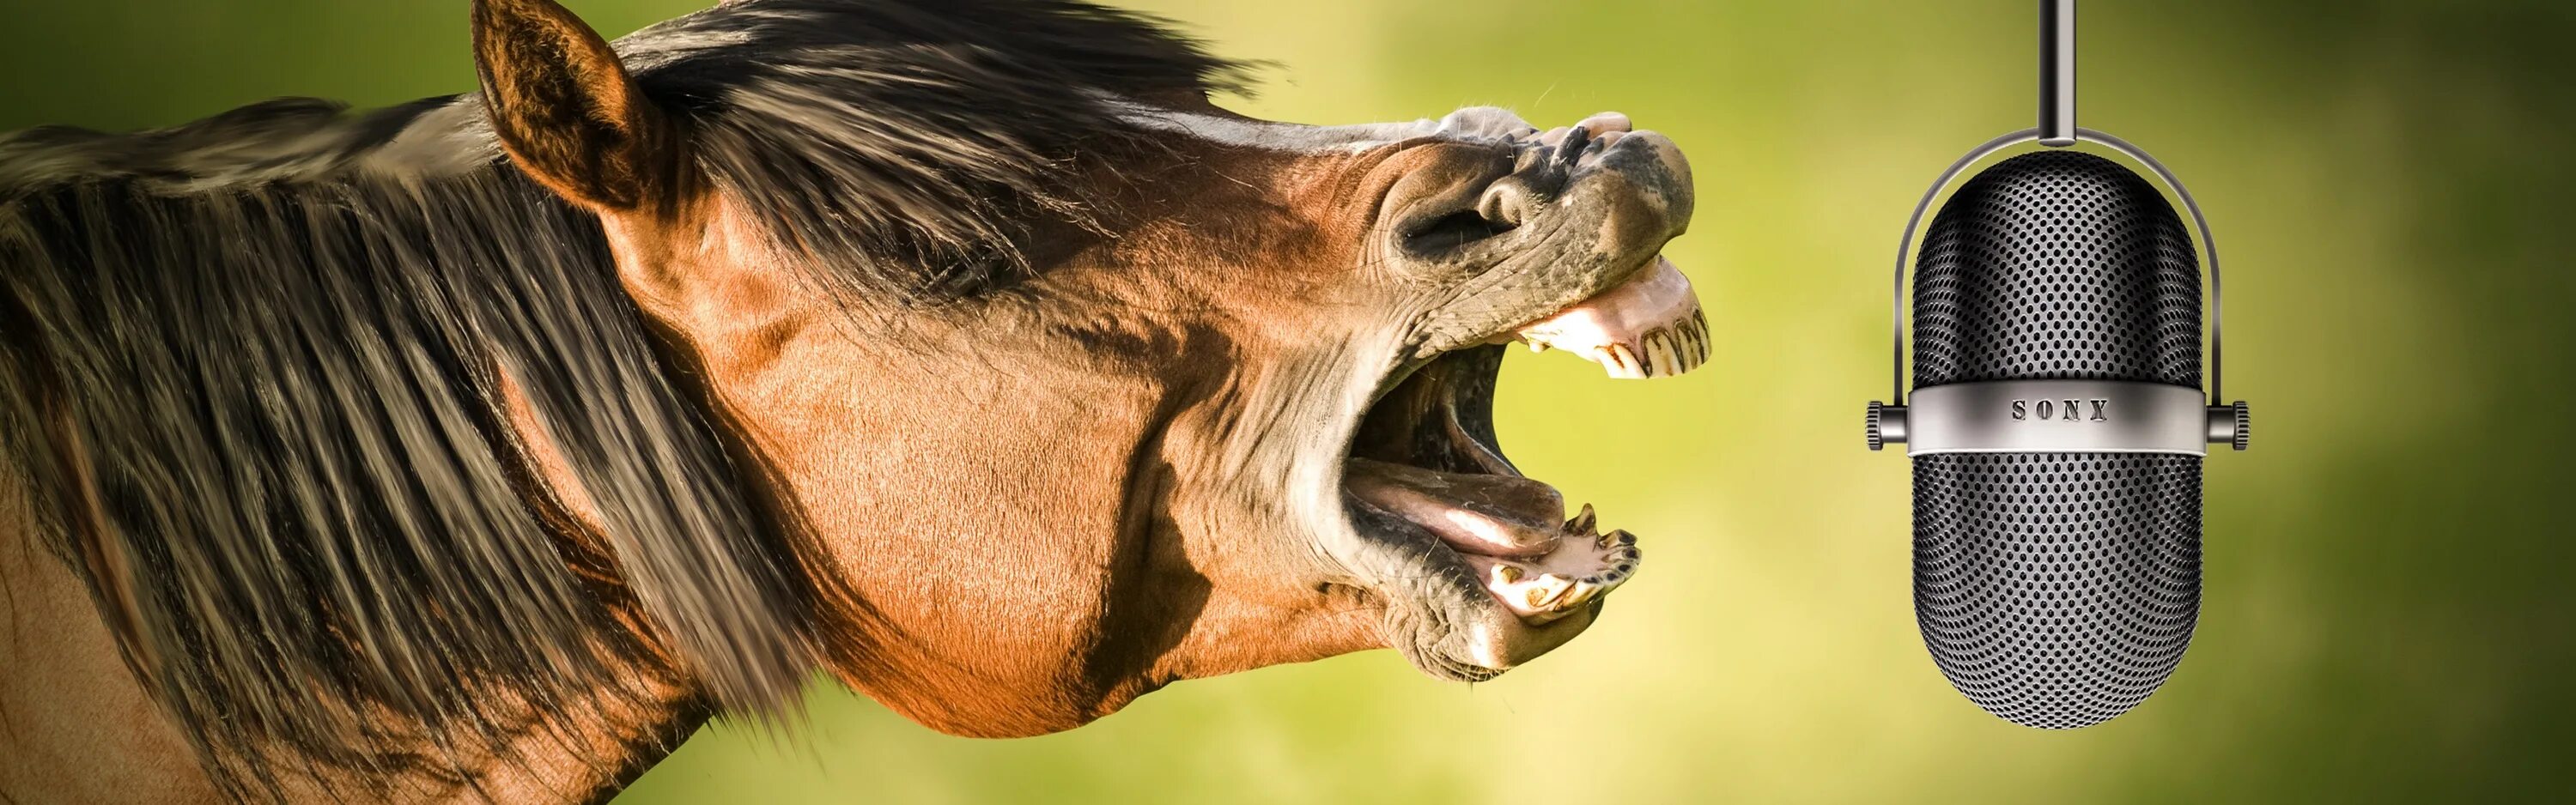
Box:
[1513,255,1711,379]
[1346,457,1642,626]
[1344,457,1564,558]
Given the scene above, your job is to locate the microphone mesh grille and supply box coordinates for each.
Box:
[1913,151,2200,388]
[1909,151,2205,728]
[1914,453,2202,728]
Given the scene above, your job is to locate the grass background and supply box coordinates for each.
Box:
[3,0,2572,801]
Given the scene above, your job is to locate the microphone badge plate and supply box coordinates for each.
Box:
[1883,379,2221,456]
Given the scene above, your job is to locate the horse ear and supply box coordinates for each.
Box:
[471,0,680,212]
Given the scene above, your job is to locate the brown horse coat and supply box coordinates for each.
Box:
[0,0,1702,802]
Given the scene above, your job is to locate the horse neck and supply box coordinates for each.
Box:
[0,448,712,805]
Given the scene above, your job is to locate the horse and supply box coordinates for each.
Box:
[0,0,1704,801]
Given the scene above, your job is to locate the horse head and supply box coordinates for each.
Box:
[470,0,1704,736]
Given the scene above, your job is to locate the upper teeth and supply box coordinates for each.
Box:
[1511,255,1710,379]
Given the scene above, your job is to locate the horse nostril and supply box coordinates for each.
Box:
[1405,208,1514,253]
[1552,125,1592,168]
[1400,175,1534,254]
[1475,178,1535,231]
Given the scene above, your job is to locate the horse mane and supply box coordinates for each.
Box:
[0,0,1243,797]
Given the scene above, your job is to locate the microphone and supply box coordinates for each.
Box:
[1862,0,2250,729]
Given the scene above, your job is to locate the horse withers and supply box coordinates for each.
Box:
[0,0,1705,802]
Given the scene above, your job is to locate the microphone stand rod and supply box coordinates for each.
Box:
[2039,0,2077,147]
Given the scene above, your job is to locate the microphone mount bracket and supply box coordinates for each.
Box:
[1867,1,2247,453]
[1864,128,2248,453]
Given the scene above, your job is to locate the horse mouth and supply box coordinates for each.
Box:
[1341,255,1708,673]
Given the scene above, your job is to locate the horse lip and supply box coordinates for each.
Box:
[1576,129,1683,179]
[1564,129,1694,240]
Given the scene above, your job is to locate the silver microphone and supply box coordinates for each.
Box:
[1863,0,2251,729]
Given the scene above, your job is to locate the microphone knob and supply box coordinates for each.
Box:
[1866,402,1907,451]
[2204,402,2251,451]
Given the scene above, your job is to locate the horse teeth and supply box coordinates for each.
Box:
[1528,575,1575,608]
[1496,564,1523,584]
[1643,330,1677,376]
[1683,307,1711,367]
[1508,257,1705,380]
[1604,344,1643,378]
[1561,582,1600,608]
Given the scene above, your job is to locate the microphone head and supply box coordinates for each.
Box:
[1909,151,2203,728]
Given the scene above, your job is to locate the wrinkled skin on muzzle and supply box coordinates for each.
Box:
[1390,113,1697,361]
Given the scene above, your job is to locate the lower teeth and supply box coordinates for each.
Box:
[1467,504,1640,625]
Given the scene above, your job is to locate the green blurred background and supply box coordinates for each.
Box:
[5,0,2572,802]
